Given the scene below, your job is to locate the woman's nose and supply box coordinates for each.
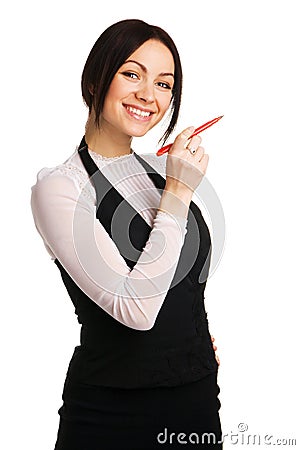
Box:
[135,81,155,103]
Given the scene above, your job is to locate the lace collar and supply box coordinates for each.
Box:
[88,147,134,162]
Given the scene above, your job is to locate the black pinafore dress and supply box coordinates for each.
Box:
[53,137,222,449]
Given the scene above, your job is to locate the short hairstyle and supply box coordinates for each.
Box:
[81,19,183,145]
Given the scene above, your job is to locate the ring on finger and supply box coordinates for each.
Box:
[188,145,198,155]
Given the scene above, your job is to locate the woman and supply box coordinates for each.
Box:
[31,19,222,449]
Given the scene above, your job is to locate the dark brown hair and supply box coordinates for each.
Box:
[81,19,183,145]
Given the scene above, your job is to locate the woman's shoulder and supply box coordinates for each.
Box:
[34,147,86,183]
[31,147,95,203]
[35,147,88,188]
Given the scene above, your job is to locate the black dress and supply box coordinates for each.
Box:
[55,372,221,449]
[53,137,222,449]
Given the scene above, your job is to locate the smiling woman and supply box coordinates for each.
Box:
[31,18,222,449]
[81,19,183,155]
[85,40,175,153]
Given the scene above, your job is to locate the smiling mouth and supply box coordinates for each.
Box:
[124,105,154,120]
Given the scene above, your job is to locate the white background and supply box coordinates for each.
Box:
[1,0,299,448]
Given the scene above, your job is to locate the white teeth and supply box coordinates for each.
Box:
[127,106,151,117]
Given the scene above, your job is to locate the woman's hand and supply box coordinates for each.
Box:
[165,126,209,195]
[211,335,220,366]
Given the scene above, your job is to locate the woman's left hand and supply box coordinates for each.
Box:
[211,335,220,366]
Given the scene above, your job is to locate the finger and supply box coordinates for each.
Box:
[198,153,209,175]
[197,146,205,159]
[216,355,220,366]
[211,335,215,342]
[170,126,195,152]
[187,135,202,152]
[179,126,195,143]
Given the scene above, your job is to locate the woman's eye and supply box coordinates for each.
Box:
[122,71,138,79]
[157,81,172,90]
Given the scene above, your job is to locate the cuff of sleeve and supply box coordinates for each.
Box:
[155,209,188,237]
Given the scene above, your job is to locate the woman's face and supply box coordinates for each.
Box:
[101,39,175,140]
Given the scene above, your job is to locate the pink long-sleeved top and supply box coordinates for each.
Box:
[31,147,188,331]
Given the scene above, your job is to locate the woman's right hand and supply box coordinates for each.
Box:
[165,126,209,195]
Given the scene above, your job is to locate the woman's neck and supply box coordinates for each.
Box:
[84,111,133,157]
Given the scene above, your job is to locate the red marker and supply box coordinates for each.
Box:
[156,115,224,156]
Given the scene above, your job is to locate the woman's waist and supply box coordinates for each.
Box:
[66,319,217,389]
[80,326,212,356]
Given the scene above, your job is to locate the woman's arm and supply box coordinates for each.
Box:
[31,170,188,331]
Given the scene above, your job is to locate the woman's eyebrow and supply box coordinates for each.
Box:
[124,59,174,78]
